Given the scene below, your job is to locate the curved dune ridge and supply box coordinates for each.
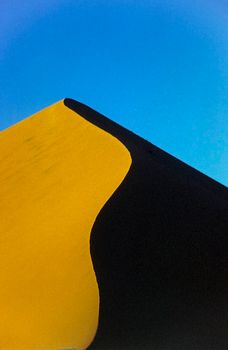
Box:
[65,99,228,350]
[0,100,131,350]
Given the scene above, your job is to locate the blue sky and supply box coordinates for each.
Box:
[0,0,227,186]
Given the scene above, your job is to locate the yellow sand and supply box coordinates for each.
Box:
[0,101,131,350]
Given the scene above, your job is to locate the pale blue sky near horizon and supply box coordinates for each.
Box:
[0,0,227,186]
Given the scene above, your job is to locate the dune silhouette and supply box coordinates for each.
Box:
[0,98,227,349]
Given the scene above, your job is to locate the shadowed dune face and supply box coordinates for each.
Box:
[0,101,131,350]
[65,99,228,350]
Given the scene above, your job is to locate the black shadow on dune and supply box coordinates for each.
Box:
[64,98,228,350]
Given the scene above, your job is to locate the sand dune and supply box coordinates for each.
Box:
[0,98,227,349]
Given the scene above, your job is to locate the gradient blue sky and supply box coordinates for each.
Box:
[0,0,227,186]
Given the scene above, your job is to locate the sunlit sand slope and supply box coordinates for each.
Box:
[0,101,131,350]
